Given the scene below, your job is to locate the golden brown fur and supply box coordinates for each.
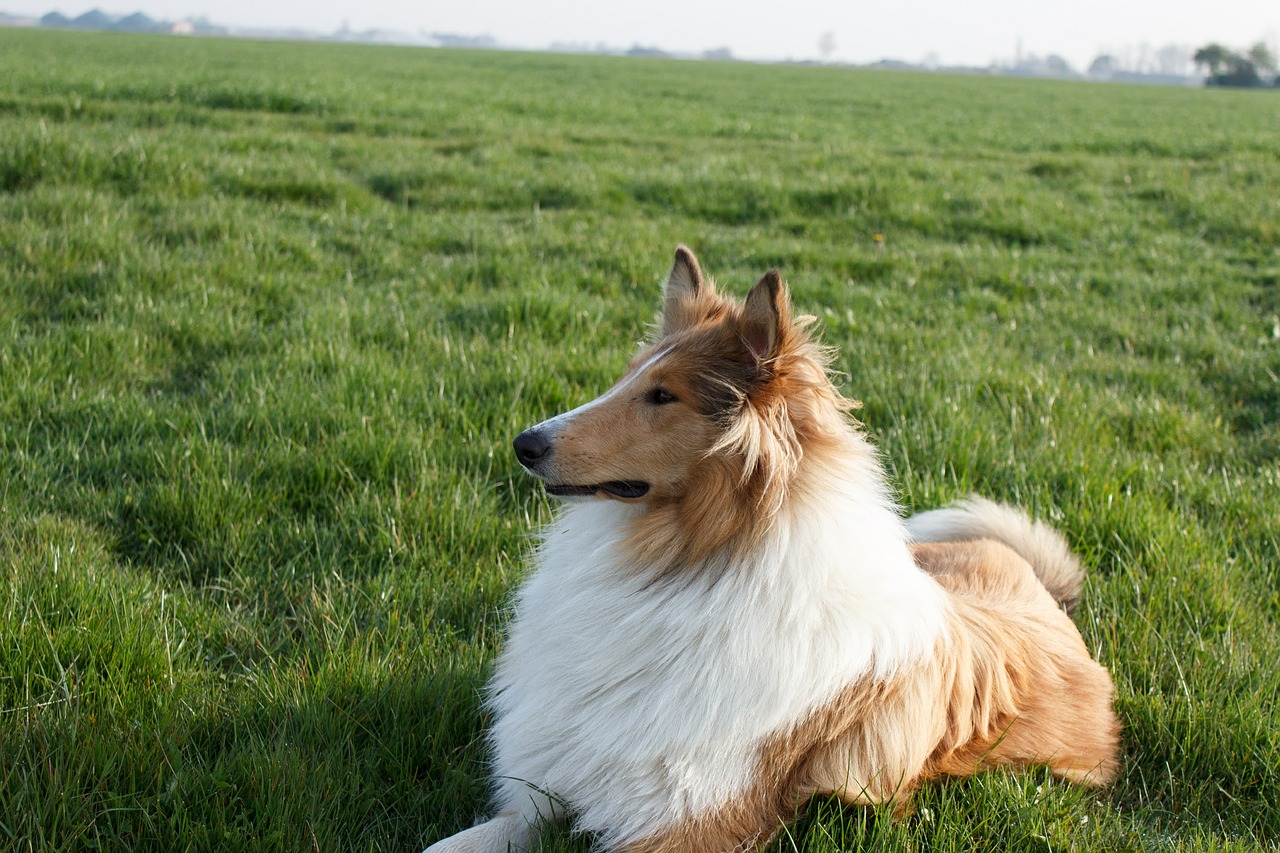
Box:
[913,540,1120,786]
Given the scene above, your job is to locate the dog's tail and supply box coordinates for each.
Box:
[906,496,1084,614]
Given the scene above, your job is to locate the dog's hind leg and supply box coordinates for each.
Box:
[909,541,1121,788]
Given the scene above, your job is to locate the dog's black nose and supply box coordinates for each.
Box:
[513,428,552,468]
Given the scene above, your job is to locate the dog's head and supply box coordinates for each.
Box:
[514,246,852,561]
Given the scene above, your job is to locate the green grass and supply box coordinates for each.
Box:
[1,27,1277,851]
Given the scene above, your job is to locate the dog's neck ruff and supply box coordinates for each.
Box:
[487,437,948,848]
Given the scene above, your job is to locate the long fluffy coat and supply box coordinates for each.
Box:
[424,247,1119,853]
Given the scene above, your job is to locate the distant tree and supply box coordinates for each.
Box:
[1215,54,1263,87]
[1247,42,1276,77]
[1193,43,1233,77]
[1088,54,1119,79]
[625,45,669,58]
[115,12,158,32]
[818,31,836,63]
[1154,44,1193,76]
[1193,42,1271,87]
[1044,55,1075,77]
[72,9,115,29]
[1134,42,1155,74]
[188,16,226,35]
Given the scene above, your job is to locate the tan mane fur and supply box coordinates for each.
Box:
[624,255,860,575]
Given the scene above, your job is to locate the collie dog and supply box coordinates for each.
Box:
[425,247,1119,853]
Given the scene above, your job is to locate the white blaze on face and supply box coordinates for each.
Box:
[528,345,676,441]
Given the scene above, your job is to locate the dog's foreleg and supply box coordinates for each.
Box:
[422,810,539,853]
[424,786,566,853]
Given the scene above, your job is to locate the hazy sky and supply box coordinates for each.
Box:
[11,0,1280,69]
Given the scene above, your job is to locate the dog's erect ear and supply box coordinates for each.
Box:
[662,245,709,335]
[740,269,787,365]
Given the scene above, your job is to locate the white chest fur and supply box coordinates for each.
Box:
[487,466,946,848]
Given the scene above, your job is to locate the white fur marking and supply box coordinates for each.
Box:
[528,346,675,437]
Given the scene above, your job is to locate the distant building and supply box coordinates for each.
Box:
[171,21,194,35]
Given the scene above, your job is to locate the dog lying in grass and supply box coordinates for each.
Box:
[425,246,1119,852]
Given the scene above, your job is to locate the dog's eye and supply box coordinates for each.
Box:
[647,387,677,406]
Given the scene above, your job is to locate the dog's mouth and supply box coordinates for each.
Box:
[544,481,650,500]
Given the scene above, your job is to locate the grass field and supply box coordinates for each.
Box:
[1,26,1278,851]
